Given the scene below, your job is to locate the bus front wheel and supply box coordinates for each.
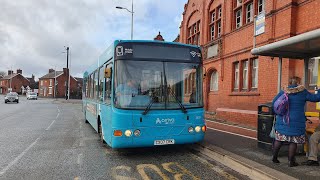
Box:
[98,120,106,144]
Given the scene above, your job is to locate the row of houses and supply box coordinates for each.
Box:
[0,68,83,99]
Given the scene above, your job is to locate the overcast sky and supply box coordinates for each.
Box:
[0,0,186,80]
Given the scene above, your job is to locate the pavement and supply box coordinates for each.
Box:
[202,119,320,179]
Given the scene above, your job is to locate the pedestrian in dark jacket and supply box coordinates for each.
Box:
[272,76,320,167]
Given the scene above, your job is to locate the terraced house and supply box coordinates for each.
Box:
[39,68,80,98]
[179,0,320,131]
[0,69,31,94]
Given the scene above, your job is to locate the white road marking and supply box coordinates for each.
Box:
[206,119,257,132]
[45,120,56,131]
[207,127,257,140]
[0,137,40,176]
[190,154,238,180]
[77,153,83,166]
[56,113,60,119]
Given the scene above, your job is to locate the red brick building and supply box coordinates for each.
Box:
[0,69,31,94]
[39,68,80,98]
[179,0,320,129]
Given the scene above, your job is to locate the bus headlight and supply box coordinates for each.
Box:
[202,126,207,132]
[195,126,201,132]
[125,130,132,137]
[134,130,141,136]
[188,127,194,133]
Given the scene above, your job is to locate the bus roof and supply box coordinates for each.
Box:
[83,40,201,77]
[114,40,200,49]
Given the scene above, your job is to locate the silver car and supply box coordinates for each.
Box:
[5,92,19,103]
[27,92,37,100]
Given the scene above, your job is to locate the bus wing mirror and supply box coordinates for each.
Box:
[105,68,112,78]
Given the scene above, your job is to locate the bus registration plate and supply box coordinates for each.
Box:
[154,139,175,145]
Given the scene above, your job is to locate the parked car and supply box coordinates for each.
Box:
[27,92,38,100]
[5,92,19,103]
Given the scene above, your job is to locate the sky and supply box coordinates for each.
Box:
[0,0,187,80]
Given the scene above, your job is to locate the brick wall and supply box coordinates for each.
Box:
[180,0,320,129]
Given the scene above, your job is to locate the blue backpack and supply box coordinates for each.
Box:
[273,92,290,125]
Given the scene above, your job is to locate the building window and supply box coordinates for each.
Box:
[49,87,52,95]
[40,80,43,86]
[217,21,221,37]
[234,62,239,90]
[210,26,215,40]
[252,58,259,88]
[258,0,265,14]
[187,20,201,45]
[242,61,248,90]
[218,6,222,18]
[208,5,222,42]
[210,71,219,91]
[211,11,215,23]
[246,2,253,23]
[236,9,242,29]
[49,79,53,86]
[308,58,319,87]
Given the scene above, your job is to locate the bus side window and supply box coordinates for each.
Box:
[104,64,112,104]
[94,70,99,101]
[99,66,105,102]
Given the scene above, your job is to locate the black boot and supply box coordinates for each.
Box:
[288,158,299,167]
[272,156,280,163]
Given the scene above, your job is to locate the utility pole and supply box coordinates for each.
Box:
[131,0,133,40]
[65,47,69,100]
[68,51,71,100]
[54,66,57,99]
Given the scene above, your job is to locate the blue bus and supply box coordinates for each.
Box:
[83,40,206,148]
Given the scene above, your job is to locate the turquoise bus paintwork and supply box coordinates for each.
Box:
[83,40,205,148]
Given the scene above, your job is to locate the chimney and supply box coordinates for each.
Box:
[17,69,22,74]
[8,70,13,75]
[63,68,68,75]
[154,31,165,41]
[49,68,55,73]
[32,74,35,80]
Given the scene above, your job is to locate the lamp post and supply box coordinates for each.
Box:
[54,66,57,99]
[116,0,134,40]
[64,46,69,100]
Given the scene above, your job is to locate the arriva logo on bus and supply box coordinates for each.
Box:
[156,118,175,125]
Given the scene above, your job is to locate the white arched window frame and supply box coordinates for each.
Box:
[210,71,218,91]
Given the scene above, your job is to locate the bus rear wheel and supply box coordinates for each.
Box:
[84,112,88,123]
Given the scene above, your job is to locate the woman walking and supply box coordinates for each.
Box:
[272,76,320,167]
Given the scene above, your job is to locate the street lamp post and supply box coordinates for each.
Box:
[65,46,69,100]
[116,0,134,40]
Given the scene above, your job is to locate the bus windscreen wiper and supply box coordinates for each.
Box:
[142,98,154,115]
[168,88,187,113]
